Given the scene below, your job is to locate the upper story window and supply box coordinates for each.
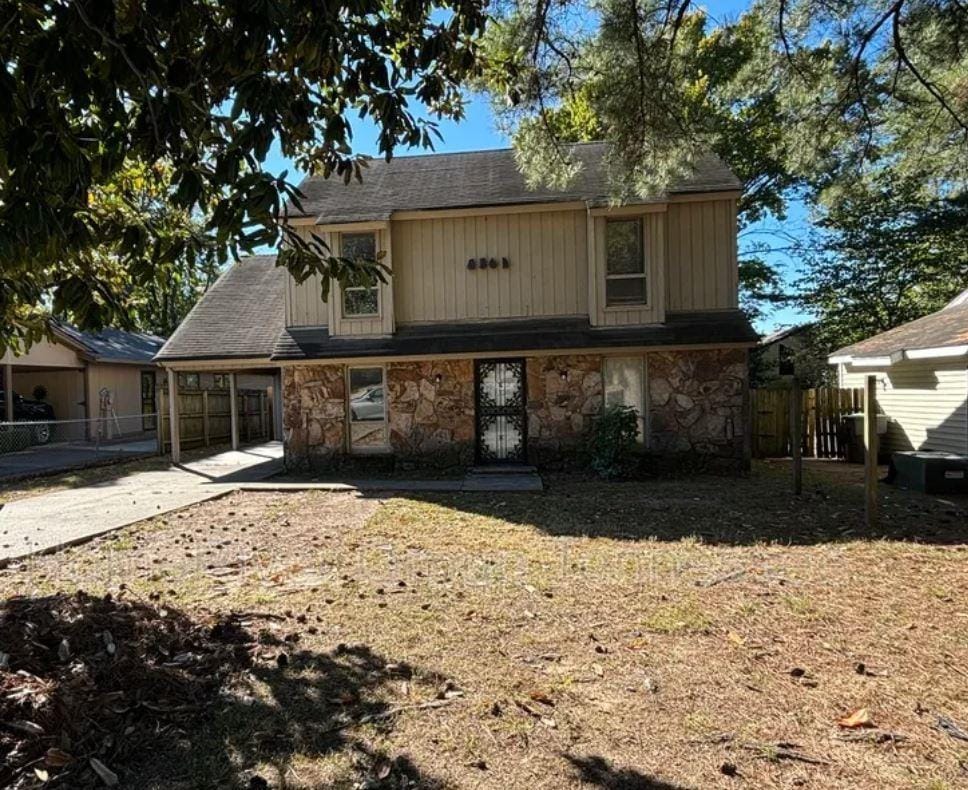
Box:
[341,232,380,317]
[604,218,647,307]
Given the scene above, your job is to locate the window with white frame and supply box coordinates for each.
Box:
[347,367,387,450]
[340,232,380,317]
[603,357,646,443]
[212,373,229,389]
[604,218,647,306]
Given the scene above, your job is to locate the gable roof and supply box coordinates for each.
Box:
[51,321,165,365]
[289,143,741,224]
[154,255,285,362]
[830,291,968,364]
[759,323,812,347]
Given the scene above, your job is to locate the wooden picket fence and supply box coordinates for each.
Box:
[751,386,864,459]
[158,388,270,450]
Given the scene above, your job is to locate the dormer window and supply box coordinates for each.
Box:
[341,231,380,317]
[604,218,647,306]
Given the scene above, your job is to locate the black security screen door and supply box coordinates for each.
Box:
[475,359,527,464]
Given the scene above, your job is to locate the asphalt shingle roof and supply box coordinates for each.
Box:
[831,290,968,360]
[290,143,741,224]
[272,311,757,361]
[154,255,285,362]
[52,321,165,364]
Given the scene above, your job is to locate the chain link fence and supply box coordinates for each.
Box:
[0,413,159,455]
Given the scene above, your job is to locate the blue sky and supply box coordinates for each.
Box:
[264,0,811,335]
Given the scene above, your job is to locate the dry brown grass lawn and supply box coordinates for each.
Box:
[2,461,967,789]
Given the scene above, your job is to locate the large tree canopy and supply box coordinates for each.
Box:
[797,173,968,350]
[478,0,968,321]
[0,0,487,352]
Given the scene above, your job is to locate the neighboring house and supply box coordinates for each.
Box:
[1,320,165,437]
[829,290,968,455]
[156,143,758,470]
[754,324,812,385]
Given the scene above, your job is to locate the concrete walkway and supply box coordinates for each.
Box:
[240,471,544,494]
[0,438,158,480]
[0,442,284,563]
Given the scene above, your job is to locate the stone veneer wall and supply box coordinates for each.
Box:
[281,347,749,473]
[283,364,346,466]
[385,359,475,468]
[526,354,604,466]
[646,348,748,471]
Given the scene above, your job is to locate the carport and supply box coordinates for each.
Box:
[153,254,286,464]
[160,362,284,464]
[1,337,87,426]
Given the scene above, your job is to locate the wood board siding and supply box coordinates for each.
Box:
[665,199,738,311]
[391,209,588,323]
[285,225,330,328]
[328,226,394,337]
[840,360,968,455]
[588,211,665,327]
[286,225,394,336]
[284,196,739,332]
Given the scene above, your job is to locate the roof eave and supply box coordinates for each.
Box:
[830,345,968,366]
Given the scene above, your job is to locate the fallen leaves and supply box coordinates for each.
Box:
[838,708,875,729]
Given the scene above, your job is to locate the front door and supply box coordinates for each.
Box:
[475,359,527,464]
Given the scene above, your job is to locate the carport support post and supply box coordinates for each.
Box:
[167,368,181,464]
[863,374,878,529]
[229,372,239,451]
[790,378,802,495]
[3,364,12,422]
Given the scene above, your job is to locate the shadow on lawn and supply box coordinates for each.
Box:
[373,470,968,546]
[564,753,690,789]
[0,592,450,789]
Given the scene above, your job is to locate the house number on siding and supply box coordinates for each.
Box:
[467,257,510,270]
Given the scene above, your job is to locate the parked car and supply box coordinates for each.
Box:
[349,386,385,421]
[0,390,56,444]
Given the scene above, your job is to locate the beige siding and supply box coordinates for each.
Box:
[284,195,738,331]
[285,225,330,328]
[86,363,155,438]
[840,360,968,454]
[589,211,665,327]
[1,338,83,368]
[286,225,394,336]
[391,209,588,323]
[328,226,394,336]
[12,369,86,420]
[665,199,738,311]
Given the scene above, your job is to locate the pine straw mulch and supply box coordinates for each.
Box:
[0,593,256,788]
[1,462,967,789]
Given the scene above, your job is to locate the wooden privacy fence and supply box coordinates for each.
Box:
[751,387,864,459]
[158,388,270,450]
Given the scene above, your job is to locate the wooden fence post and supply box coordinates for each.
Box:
[202,389,210,447]
[229,373,239,451]
[864,375,878,529]
[791,378,802,495]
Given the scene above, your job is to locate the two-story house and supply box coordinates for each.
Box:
[156,143,756,471]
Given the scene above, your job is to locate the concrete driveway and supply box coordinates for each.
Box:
[0,442,283,563]
[0,438,158,480]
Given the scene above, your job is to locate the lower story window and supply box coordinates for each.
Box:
[348,367,386,450]
[603,357,646,444]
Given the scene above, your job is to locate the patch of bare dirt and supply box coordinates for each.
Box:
[1,466,966,789]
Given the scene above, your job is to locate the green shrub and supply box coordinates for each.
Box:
[583,404,639,479]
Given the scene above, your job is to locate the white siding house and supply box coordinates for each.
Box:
[830,290,968,456]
